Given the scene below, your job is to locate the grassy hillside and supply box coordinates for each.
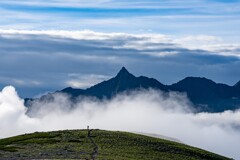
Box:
[0,129,232,160]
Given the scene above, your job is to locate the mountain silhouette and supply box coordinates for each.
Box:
[62,67,168,99]
[170,77,240,111]
[25,67,240,113]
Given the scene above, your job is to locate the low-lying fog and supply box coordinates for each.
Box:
[0,86,239,159]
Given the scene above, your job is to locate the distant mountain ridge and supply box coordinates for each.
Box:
[170,77,240,111]
[62,67,168,99]
[26,67,240,112]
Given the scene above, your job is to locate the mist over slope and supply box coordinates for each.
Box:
[0,86,240,159]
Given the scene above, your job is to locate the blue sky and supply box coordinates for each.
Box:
[0,0,240,97]
[1,0,240,36]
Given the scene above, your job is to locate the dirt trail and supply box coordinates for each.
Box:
[87,129,99,160]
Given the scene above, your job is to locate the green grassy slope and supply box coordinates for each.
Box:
[0,129,232,160]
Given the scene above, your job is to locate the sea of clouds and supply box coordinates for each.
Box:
[0,86,240,159]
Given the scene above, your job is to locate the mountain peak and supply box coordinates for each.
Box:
[119,67,129,73]
[116,67,133,78]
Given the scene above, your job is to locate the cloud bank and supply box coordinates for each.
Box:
[0,30,240,97]
[1,29,239,56]
[0,86,240,159]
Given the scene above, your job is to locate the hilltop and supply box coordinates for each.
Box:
[0,130,231,160]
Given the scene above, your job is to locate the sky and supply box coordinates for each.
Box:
[0,0,240,97]
[1,1,240,159]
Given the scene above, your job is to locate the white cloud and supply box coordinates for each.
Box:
[0,29,170,42]
[0,29,239,58]
[0,76,42,87]
[140,51,179,57]
[181,35,222,42]
[66,74,110,88]
[0,86,36,135]
[66,80,88,88]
